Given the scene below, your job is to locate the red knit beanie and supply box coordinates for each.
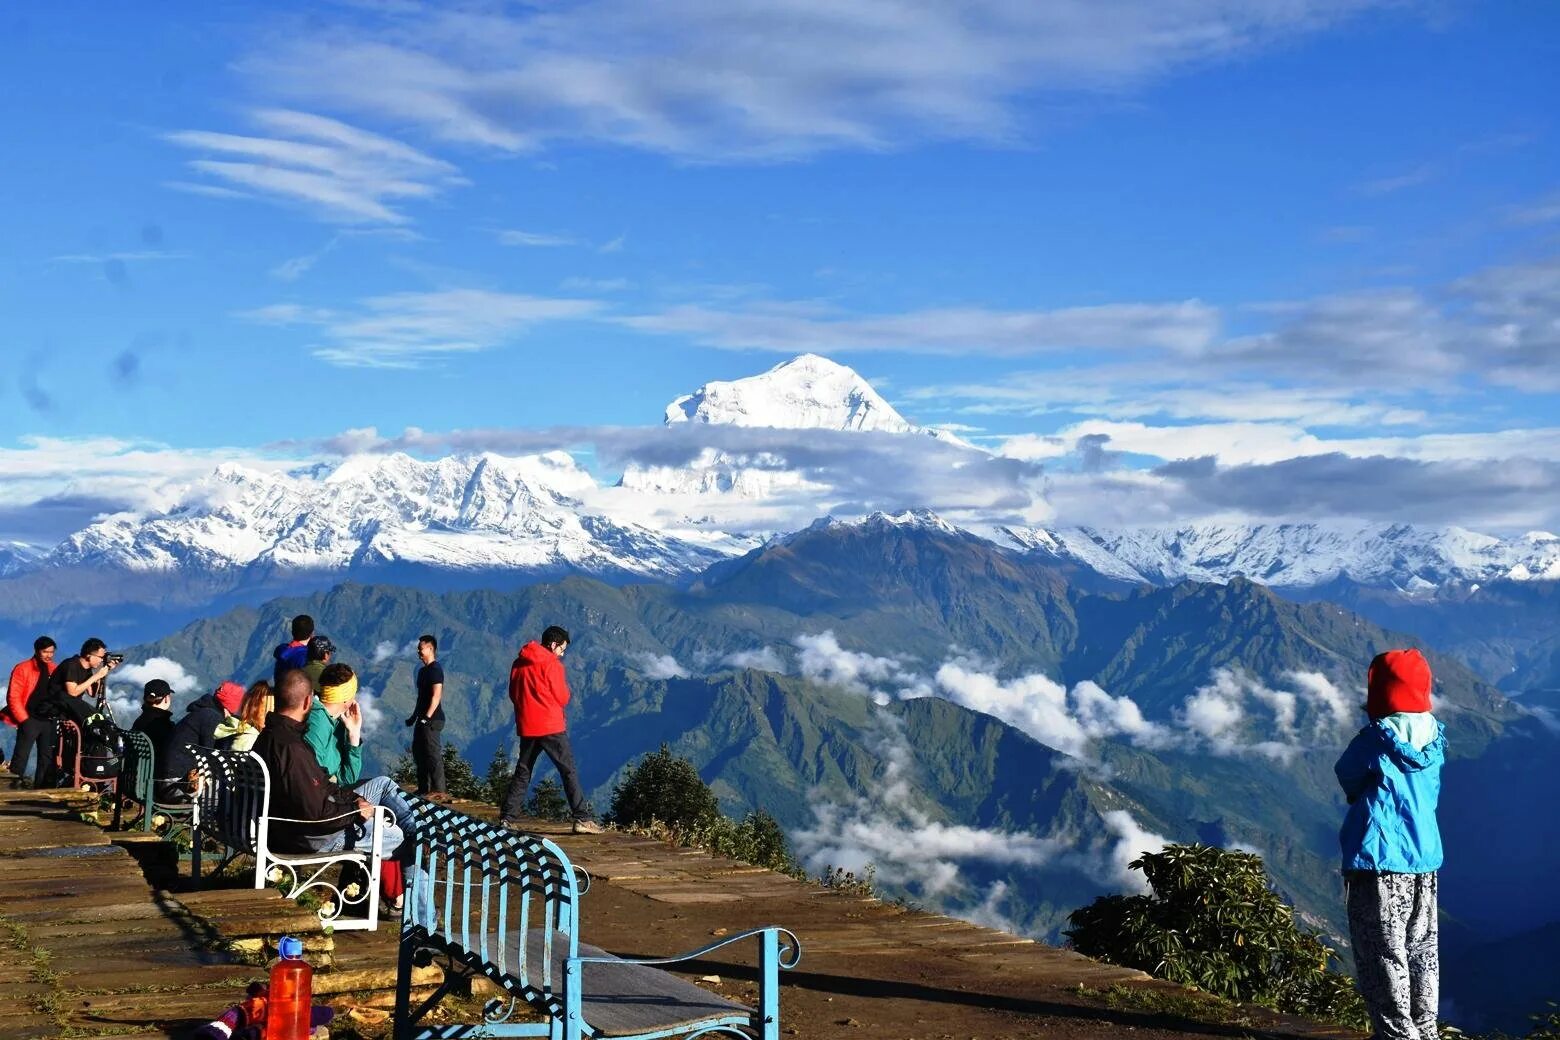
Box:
[214,680,246,715]
[1366,649,1432,719]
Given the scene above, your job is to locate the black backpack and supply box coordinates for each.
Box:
[78,712,124,780]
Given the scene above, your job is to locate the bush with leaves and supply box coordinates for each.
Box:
[607,744,721,830]
[1066,843,1367,1028]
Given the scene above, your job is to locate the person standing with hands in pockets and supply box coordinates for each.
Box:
[405,634,448,802]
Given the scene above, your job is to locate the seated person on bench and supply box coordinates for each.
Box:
[256,669,422,907]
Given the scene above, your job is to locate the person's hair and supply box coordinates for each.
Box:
[541,625,570,649]
[318,662,355,689]
[419,634,437,652]
[291,614,315,641]
[32,636,55,654]
[275,670,313,712]
[80,637,107,658]
[239,680,271,731]
[306,640,331,663]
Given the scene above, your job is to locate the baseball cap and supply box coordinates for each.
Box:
[143,679,174,705]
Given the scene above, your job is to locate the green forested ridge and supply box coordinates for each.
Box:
[122,519,1556,1031]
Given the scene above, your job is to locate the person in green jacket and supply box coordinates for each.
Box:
[303,662,363,786]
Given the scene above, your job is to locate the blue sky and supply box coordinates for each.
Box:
[3,1,1559,540]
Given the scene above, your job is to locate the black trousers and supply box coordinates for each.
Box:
[500,732,590,822]
[411,720,446,794]
[14,717,58,786]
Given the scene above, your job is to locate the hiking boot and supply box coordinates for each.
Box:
[499,818,528,832]
[572,819,604,835]
[427,792,452,804]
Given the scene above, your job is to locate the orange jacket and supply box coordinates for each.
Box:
[508,642,570,738]
[4,657,54,727]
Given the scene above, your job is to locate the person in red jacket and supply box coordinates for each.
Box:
[5,636,56,785]
[498,626,602,834]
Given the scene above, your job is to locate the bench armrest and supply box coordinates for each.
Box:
[568,926,801,970]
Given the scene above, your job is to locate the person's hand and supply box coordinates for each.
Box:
[355,796,373,820]
[404,715,415,728]
[104,657,120,672]
[342,700,363,744]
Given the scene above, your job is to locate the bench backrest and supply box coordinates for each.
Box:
[404,799,585,1018]
[121,728,154,806]
[190,746,267,855]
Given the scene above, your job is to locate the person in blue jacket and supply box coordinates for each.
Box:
[1335,648,1445,1040]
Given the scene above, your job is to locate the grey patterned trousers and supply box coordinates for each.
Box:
[1347,871,1439,1040]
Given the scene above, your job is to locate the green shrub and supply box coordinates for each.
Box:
[1065,843,1367,1028]
[484,744,513,807]
[607,745,720,830]
[527,778,571,821]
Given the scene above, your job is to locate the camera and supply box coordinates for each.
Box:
[105,652,125,666]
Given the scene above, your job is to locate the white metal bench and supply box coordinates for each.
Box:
[189,746,391,931]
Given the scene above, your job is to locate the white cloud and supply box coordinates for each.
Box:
[165,108,465,225]
[497,230,581,248]
[930,661,1170,759]
[634,653,689,680]
[620,300,1218,356]
[372,640,416,664]
[1171,667,1357,761]
[722,647,785,673]
[50,251,189,264]
[240,288,601,369]
[243,1,1396,162]
[793,631,922,698]
[1099,810,1170,893]
[356,685,387,739]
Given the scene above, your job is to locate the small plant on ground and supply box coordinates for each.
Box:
[817,863,878,897]
[1066,843,1367,1029]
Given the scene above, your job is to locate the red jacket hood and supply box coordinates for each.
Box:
[519,641,556,666]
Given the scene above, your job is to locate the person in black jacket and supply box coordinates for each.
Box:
[131,679,176,762]
[157,680,243,800]
[255,669,420,857]
[33,638,118,787]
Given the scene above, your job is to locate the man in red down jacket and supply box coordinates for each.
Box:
[497,625,602,833]
[5,636,57,784]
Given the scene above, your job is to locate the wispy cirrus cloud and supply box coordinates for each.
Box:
[240,288,601,368]
[165,109,466,224]
[240,1,1398,162]
[496,229,583,248]
[619,300,1218,356]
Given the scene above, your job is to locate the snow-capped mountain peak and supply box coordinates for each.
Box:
[665,353,916,433]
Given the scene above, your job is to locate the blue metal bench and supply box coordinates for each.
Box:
[394,800,801,1040]
[111,729,194,840]
[189,746,392,931]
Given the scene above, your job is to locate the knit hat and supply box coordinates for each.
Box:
[214,680,246,715]
[1366,649,1432,719]
[319,673,358,706]
[143,679,173,705]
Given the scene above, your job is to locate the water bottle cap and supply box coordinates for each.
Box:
[279,936,304,960]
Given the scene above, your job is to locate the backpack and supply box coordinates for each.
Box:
[77,711,124,780]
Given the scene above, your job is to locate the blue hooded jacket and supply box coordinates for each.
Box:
[1335,713,1445,873]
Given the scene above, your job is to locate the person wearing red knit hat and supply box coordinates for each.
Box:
[1335,648,1445,1040]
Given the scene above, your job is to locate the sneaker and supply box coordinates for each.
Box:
[386,895,404,915]
[499,818,527,832]
[428,792,452,804]
[572,819,604,835]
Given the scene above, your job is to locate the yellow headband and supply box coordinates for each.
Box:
[319,674,358,706]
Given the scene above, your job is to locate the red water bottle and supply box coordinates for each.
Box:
[265,936,312,1040]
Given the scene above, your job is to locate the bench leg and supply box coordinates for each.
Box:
[393,930,416,1040]
[759,928,780,1040]
[560,961,579,1040]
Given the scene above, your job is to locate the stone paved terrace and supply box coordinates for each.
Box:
[0,782,1363,1040]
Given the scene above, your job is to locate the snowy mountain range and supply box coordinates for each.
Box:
[4,353,1558,644]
